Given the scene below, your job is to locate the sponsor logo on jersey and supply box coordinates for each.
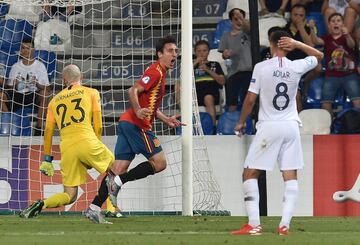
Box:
[142,76,150,84]
[251,78,256,83]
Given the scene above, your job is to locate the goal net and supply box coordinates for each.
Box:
[0,0,224,215]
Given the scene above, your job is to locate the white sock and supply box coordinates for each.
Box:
[89,204,101,211]
[243,179,260,227]
[280,179,299,228]
[114,176,123,187]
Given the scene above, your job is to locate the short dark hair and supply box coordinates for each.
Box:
[228,8,246,20]
[328,12,343,23]
[194,40,210,51]
[155,35,176,59]
[269,30,291,45]
[291,3,306,13]
[267,26,284,38]
[21,37,34,46]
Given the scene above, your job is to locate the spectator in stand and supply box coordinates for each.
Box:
[348,0,360,75]
[259,0,289,17]
[284,3,322,112]
[6,38,50,135]
[218,8,252,112]
[322,0,358,34]
[310,13,360,117]
[193,40,225,127]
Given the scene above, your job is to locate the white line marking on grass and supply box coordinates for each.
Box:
[2,231,360,236]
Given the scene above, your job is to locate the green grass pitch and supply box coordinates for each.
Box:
[1,215,359,245]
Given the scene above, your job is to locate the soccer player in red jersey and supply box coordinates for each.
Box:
[85,36,184,223]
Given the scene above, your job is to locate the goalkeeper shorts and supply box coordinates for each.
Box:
[60,138,114,186]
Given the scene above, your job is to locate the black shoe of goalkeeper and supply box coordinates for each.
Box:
[19,200,44,218]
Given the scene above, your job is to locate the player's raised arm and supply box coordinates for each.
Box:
[277,37,324,62]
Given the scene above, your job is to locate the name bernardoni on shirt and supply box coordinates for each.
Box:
[55,90,84,102]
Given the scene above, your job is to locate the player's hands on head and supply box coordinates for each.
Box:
[278,37,297,52]
[166,114,186,128]
[136,108,150,120]
[40,155,54,177]
[234,122,246,137]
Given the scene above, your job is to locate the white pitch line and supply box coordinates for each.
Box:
[2,231,229,236]
[2,231,360,236]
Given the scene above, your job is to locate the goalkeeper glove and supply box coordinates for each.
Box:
[40,155,54,177]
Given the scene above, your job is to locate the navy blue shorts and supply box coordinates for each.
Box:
[114,121,163,160]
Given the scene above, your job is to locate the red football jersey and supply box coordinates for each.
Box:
[120,61,167,130]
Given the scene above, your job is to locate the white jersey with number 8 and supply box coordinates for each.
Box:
[249,56,318,124]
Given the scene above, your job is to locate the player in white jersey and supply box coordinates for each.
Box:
[231,30,323,236]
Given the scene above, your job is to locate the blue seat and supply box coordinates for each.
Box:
[0,112,11,135]
[211,19,231,49]
[0,111,31,136]
[306,12,326,37]
[332,107,360,134]
[35,50,57,81]
[216,111,253,135]
[0,50,18,77]
[199,112,214,135]
[11,109,32,136]
[175,112,214,135]
[0,3,9,17]
[0,19,33,53]
[303,77,323,109]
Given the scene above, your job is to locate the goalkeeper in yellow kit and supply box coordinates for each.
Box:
[19,64,115,223]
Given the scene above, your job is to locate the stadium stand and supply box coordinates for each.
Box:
[303,77,323,109]
[11,109,32,136]
[199,112,215,135]
[222,0,261,19]
[0,3,9,18]
[0,110,32,136]
[258,16,286,47]
[34,18,71,52]
[216,111,253,135]
[0,19,33,53]
[0,50,18,77]
[0,112,11,135]
[34,50,57,81]
[176,111,215,135]
[306,11,326,37]
[211,19,231,49]
[5,1,41,23]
